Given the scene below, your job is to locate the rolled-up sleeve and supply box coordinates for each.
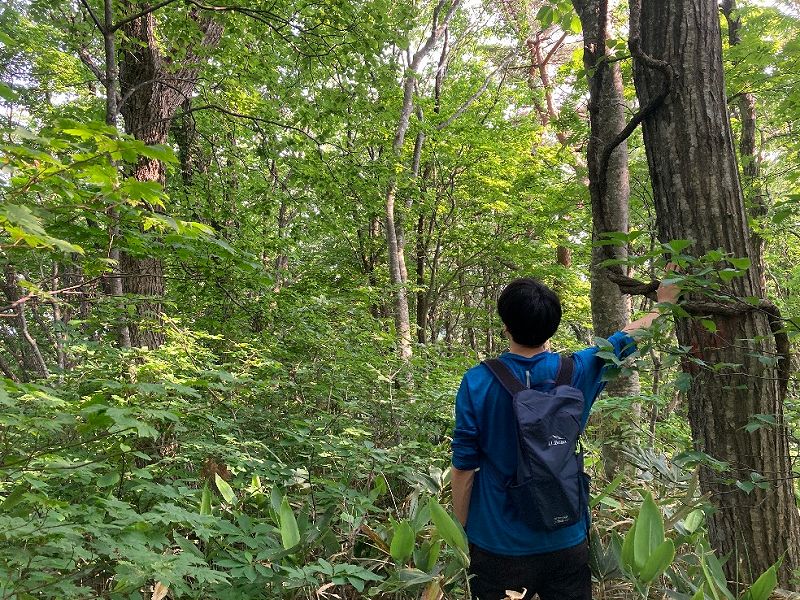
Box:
[451,376,480,470]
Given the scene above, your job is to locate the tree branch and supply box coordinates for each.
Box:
[436,53,513,130]
[111,0,182,32]
[542,30,569,67]
[597,0,673,213]
[77,47,107,86]
[79,0,105,34]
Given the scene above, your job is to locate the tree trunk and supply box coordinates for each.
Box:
[384,0,461,366]
[573,0,640,478]
[722,0,767,289]
[2,267,49,379]
[633,0,800,587]
[118,4,222,348]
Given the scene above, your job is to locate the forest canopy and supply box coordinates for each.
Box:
[0,0,799,598]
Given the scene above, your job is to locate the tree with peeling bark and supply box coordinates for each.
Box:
[631,0,800,587]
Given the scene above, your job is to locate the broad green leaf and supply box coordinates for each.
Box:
[701,550,735,600]
[279,496,300,550]
[97,472,120,488]
[633,494,664,571]
[390,520,415,564]
[428,498,468,554]
[413,539,441,572]
[701,319,717,333]
[139,143,177,163]
[0,82,16,101]
[683,509,704,534]
[536,6,554,28]
[728,257,751,270]
[664,239,693,253]
[214,473,236,504]
[0,484,29,512]
[621,521,636,573]
[741,565,777,600]
[674,372,693,392]
[638,539,675,583]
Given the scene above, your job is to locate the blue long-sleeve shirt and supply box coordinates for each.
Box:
[451,331,636,555]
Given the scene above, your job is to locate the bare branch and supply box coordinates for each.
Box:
[542,30,569,67]
[179,103,328,147]
[77,47,107,86]
[437,52,514,130]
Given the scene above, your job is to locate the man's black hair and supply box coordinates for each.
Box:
[497,278,562,347]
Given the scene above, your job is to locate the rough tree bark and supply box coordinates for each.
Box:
[632,0,800,587]
[118,3,222,348]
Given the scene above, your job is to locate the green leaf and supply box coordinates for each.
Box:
[279,496,301,550]
[728,257,751,270]
[97,472,120,488]
[390,520,415,564]
[590,471,625,509]
[621,520,636,573]
[701,319,717,333]
[200,482,212,515]
[397,568,436,585]
[664,239,693,254]
[413,539,441,572]
[638,539,675,583]
[741,565,777,600]
[0,483,29,512]
[682,509,704,534]
[139,144,177,163]
[536,5,554,27]
[270,486,284,518]
[428,498,468,554]
[214,473,236,504]
[0,82,16,101]
[701,549,735,600]
[633,493,664,571]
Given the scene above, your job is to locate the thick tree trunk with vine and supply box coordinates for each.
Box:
[118,5,222,348]
[633,0,800,587]
[573,0,640,478]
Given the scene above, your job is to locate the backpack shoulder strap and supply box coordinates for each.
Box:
[483,359,527,395]
[555,354,574,387]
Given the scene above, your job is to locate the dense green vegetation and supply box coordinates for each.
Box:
[1,0,799,598]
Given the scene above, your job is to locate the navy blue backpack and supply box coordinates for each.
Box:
[483,355,590,532]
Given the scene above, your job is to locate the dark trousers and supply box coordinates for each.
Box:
[468,540,591,600]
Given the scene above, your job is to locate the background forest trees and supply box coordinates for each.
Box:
[1,0,799,598]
